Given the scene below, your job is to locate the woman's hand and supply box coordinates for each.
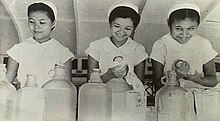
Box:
[184,70,201,83]
[100,64,128,83]
[172,59,190,79]
[110,64,128,78]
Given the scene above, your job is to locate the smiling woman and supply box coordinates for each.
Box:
[150,0,218,91]
[85,0,148,119]
[6,1,74,88]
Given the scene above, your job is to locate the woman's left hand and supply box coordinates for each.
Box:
[172,59,190,79]
[184,70,201,83]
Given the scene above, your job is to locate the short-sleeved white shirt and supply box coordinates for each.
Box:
[150,33,218,88]
[86,36,148,91]
[7,37,74,87]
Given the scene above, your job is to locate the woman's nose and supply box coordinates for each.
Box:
[34,23,40,29]
[118,28,125,34]
[181,30,189,37]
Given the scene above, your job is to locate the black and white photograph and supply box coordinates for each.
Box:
[0,0,220,121]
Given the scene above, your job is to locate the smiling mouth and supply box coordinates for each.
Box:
[116,33,125,38]
[178,36,191,41]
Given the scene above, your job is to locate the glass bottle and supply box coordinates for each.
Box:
[17,74,44,121]
[78,69,112,121]
[42,64,77,121]
[0,64,17,121]
[155,70,194,121]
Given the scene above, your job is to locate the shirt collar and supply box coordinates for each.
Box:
[28,37,57,49]
[108,36,131,49]
[167,33,197,47]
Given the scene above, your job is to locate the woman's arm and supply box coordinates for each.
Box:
[152,59,164,92]
[134,59,146,83]
[87,55,115,83]
[6,57,19,83]
[87,55,126,83]
[186,59,218,87]
[64,59,72,82]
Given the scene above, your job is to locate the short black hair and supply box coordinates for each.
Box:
[27,2,55,22]
[168,9,200,28]
[109,6,140,28]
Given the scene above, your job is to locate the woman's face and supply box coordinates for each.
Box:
[110,17,134,45]
[28,11,55,43]
[170,18,198,44]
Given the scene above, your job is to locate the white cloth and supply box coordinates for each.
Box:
[86,36,148,91]
[108,0,139,18]
[168,0,200,18]
[29,1,57,20]
[150,33,218,88]
[7,37,74,87]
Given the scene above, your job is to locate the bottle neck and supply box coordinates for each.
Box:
[166,80,179,86]
[165,70,179,86]
[0,64,7,82]
[52,67,66,79]
[0,69,7,82]
[25,74,37,87]
[89,72,102,83]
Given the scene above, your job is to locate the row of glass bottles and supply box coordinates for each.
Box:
[5,62,206,121]
[0,64,77,121]
[1,63,150,121]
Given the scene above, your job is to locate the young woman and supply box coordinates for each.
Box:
[6,1,74,88]
[86,1,148,91]
[85,1,148,117]
[150,1,218,92]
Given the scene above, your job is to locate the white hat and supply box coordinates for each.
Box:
[108,0,138,18]
[29,1,57,20]
[168,0,200,19]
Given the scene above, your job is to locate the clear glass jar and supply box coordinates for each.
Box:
[78,69,112,121]
[0,64,17,121]
[17,74,44,121]
[42,64,77,121]
[155,70,194,121]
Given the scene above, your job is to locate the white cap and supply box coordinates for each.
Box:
[168,0,200,19]
[30,1,57,20]
[108,0,138,18]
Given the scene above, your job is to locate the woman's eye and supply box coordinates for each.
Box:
[40,21,46,24]
[175,27,182,31]
[125,27,132,31]
[114,24,120,28]
[188,27,195,31]
[29,20,34,24]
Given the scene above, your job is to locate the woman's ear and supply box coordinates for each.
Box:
[167,19,171,29]
[51,20,56,31]
[130,28,136,39]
